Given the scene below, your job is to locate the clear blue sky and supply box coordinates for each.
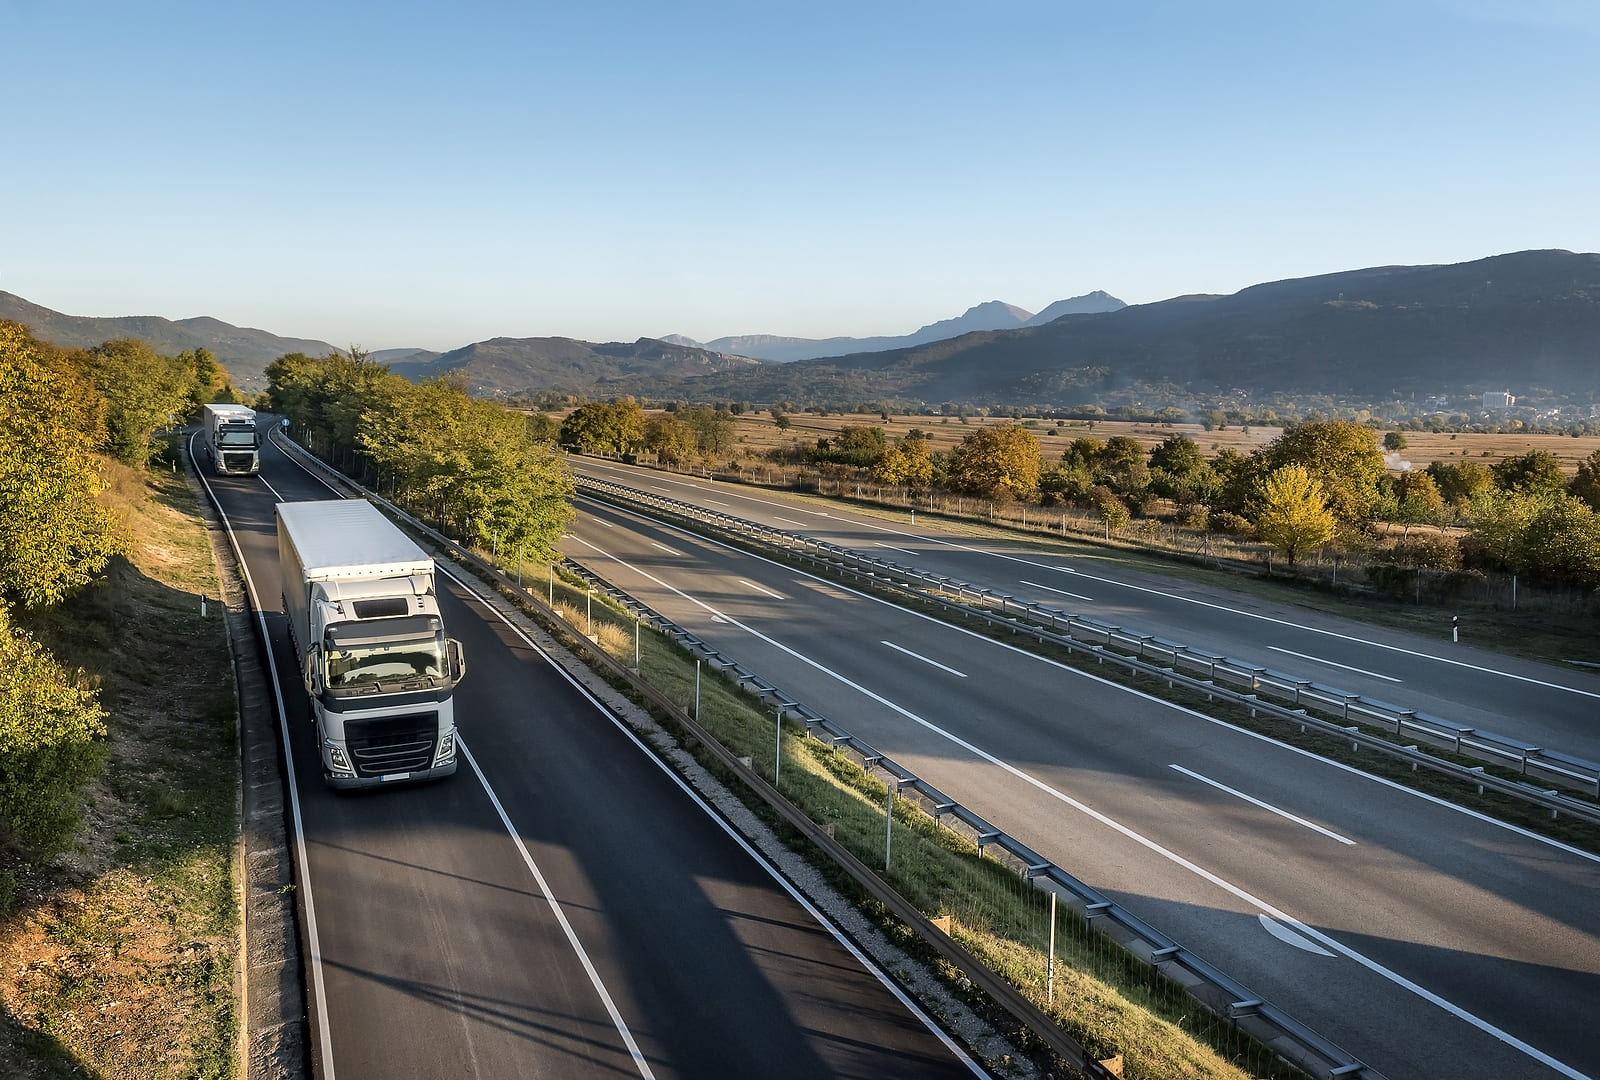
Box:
[4,1,1597,351]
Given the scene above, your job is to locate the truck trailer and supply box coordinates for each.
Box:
[276,499,465,788]
[202,403,259,475]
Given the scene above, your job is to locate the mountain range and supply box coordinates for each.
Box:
[6,251,1599,406]
[662,291,1126,362]
[601,250,1600,407]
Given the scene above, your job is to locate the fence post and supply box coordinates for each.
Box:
[884,782,894,873]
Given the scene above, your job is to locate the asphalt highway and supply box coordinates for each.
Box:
[563,489,1600,1080]
[201,435,990,1080]
[569,457,1600,768]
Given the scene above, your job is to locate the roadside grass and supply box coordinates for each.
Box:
[539,566,1277,1080]
[0,440,238,1080]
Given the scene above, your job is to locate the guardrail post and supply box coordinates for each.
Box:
[1047,889,1057,1005]
[694,659,701,720]
[884,781,895,872]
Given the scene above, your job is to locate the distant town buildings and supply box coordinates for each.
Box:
[1483,391,1516,410]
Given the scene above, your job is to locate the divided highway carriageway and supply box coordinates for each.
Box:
[200,433,992,1079]
[563,454,1600,1080]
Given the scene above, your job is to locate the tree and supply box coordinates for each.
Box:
[948,423,1040,500]
[1256,420,1385,523]
[0,608,108,855]
[1426,459,1494,505]
[643,415,698,465]
[1464,488,1542,574]
[1253,464,1335,566]
[558,399,645,455]
[1383,431,1408,451]
[1571,449,1600,511]
[684,405,736,456]
[873,436,934,491]
[1523,494,1600,586]
[1492,449,1565,495]
[83,338,191,465]
[0,322,125,609]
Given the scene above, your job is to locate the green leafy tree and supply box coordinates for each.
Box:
[643,415,699,465]
[1383,431,1408,451]
[558,399,645,455]
[1492,449,1566,495]
[1426,459,1494,505]
[0,607,108,855]
[684,405,736,455]
[1090,485,1129,531]
[1253,464,1335,566]
[1465,488,1542,574]
[1570,449,1600,512]
[83,338,191,465]
[0,322,125,609]
[1255,420,1385,523]
[948,423,1040,500]
[1523,494,1600,586]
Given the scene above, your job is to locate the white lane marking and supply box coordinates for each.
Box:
[880,640,967,678]
[459,741,656,1079]
[705,499,730,507]
[596,518,614,527]
[570,530,1598,1077]
[875,542,919,556]
[739,579,785,600]
[1169,765,1355,845]
[651,542,674,553]
[1269,646,1401,683]
[774,516,808,528]
[445,566,990,1077]
[800,509,830,517]
[1019,578,1094,603]
[1259,914,1335,956]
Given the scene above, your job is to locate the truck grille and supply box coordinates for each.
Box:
[344,713,438,777]
[222,452,255,472]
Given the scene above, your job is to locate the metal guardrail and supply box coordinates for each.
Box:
[577,474,1600,822]
[556,553,1379,1080]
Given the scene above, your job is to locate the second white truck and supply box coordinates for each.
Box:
[277,499,465,788]
[202,403,260,475]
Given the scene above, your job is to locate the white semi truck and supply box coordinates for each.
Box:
[202,403,260,475]
[276,499,465,788]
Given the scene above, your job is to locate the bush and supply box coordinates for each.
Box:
[1388,534,1462,569]
[1209,511,1255,537]
[0,611,108,855]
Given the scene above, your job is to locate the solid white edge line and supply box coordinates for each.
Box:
[881,639,967,678]
[457,737,657,1080]
[193,433,338,1080]
[1169,765,1355,845]
[568,516,1596,1077]
[1258,915,1335,957]
[1268,645,1401,683]
[439,566,991,1077]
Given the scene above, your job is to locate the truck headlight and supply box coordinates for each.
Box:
[328,745,351,770]
[435,731,455,764]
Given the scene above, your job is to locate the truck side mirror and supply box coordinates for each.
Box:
[447,639,466,683]
[303,646,322,695]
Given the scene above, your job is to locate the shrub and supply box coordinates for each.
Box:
[0,610,108,855]
[1209,511,1255,537]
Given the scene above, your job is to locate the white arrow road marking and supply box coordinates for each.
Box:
[1259,914,1335,956]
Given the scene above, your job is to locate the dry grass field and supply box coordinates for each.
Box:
[711,411,1600,473]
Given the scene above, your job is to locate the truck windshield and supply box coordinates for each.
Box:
[218,428,257,447]
[324,616,447,689]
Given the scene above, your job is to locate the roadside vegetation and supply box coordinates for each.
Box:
[0,321,239,1078]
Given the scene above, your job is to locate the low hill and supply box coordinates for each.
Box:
[396,336,763,396]
[610,251,1600,406]
[0,292,335,391]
